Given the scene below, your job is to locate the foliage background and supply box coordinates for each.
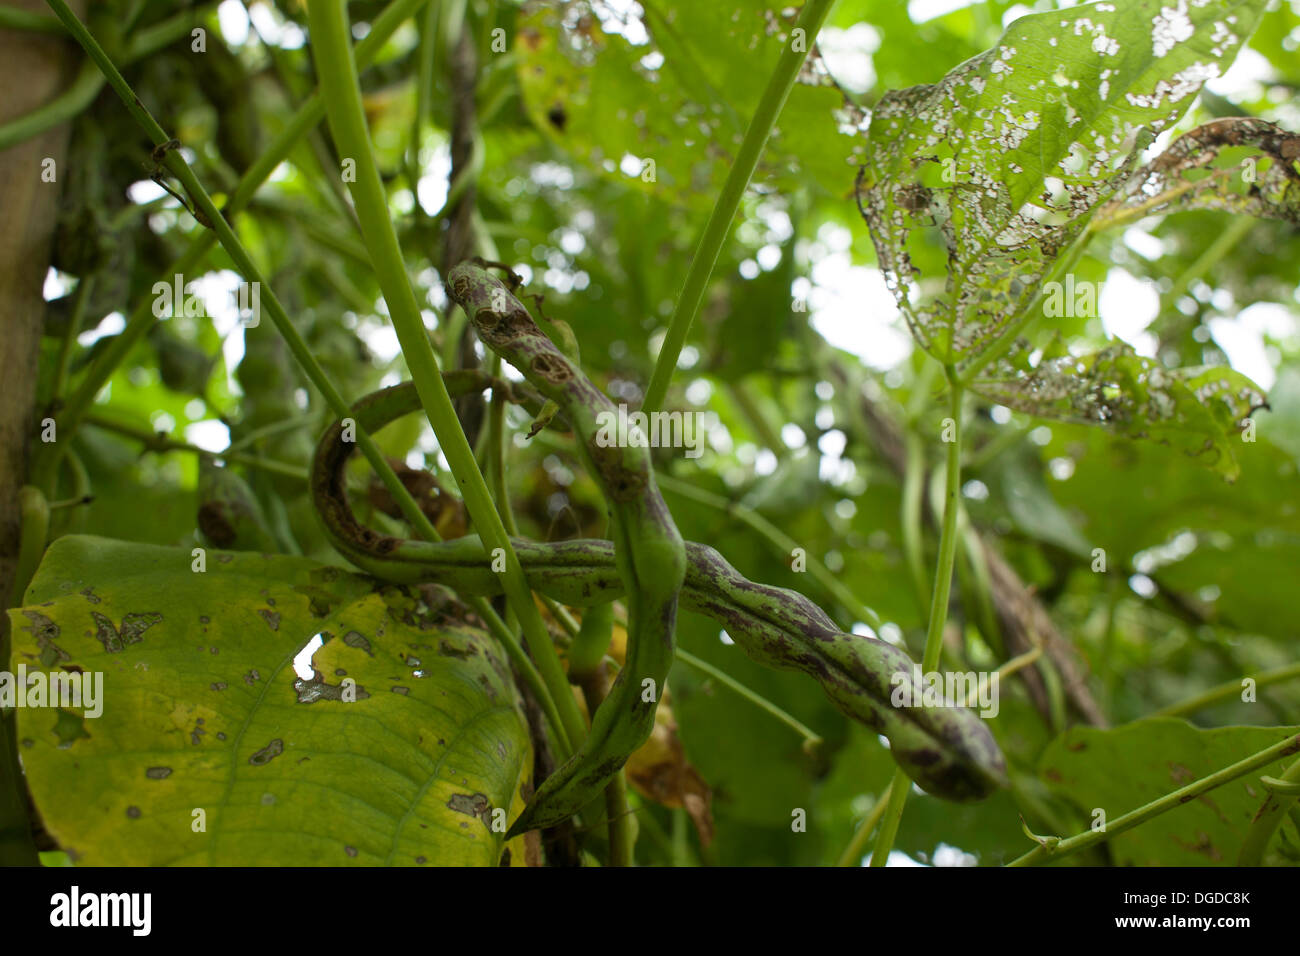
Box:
[5,0,1300,866]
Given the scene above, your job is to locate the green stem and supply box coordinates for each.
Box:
[225,413,319,454]
[957,502,1000,653]
[604,771,634,867]
[901,358,941,613]
[51,275,93,401]
[1008,731,1300,867]
[836,780,894,867]
[868,770,912,867]
[675,647,822,747]
[488,389,519,535]
[901,431,929,614]
[34,0,433,482]
[0,3,218,151]
[640,0,834,414]
[1238,757,1300,866]
[0,6,62,32]
[728,381,788,460]
[1151,663,1300,719]
[871,371,964,866]
[82,412,308,481]
[34,0,583,759]
[0,58,102,151]
[305,0,586,753]
[574,648,634,867]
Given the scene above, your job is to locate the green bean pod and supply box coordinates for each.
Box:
[442,262,688,837]
[312,383,1007,810]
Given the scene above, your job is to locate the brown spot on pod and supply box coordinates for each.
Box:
[530,353,572,383]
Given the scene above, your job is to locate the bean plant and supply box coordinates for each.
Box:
[1,0,1298,869]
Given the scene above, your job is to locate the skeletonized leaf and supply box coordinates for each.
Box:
[971,340,1267,479]
[1101,116,1300,224]
[857,0,1266,367]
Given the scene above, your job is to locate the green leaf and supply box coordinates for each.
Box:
[857,0,1266,367]
[971,341,1267,479]
[1040,718,1300,866]
[514,1,860,207]
[7,536,532,866]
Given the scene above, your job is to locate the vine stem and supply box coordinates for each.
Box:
[836,780,894,867]
[674,647,822,747]
[40,0,422,521]
[870,370,964,866]
[83,411,308,481]
[1008,732,1300,867]
[570,604,634,866]
[0,3,216,150]
[34,0,434,485]
[42,0,575,758]
[1151,662,1300,719]
[640,0,834,414]
[0,6,61,32]
[655,471,881,631]
[305,0,587,753]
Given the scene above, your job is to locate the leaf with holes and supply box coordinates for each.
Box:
[971,340,1267,479]
[7,535,533,866]
[856,0,1266,368]
[1100,117,1300,226]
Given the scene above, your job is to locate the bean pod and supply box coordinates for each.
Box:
[446,262,687,836]
[311,332,1008,821]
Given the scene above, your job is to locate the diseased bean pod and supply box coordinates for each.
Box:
[311,373,1008,810]
[446,261,688,837]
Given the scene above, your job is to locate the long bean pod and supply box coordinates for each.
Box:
[312,374,1008,819]
[444,262,687,836]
